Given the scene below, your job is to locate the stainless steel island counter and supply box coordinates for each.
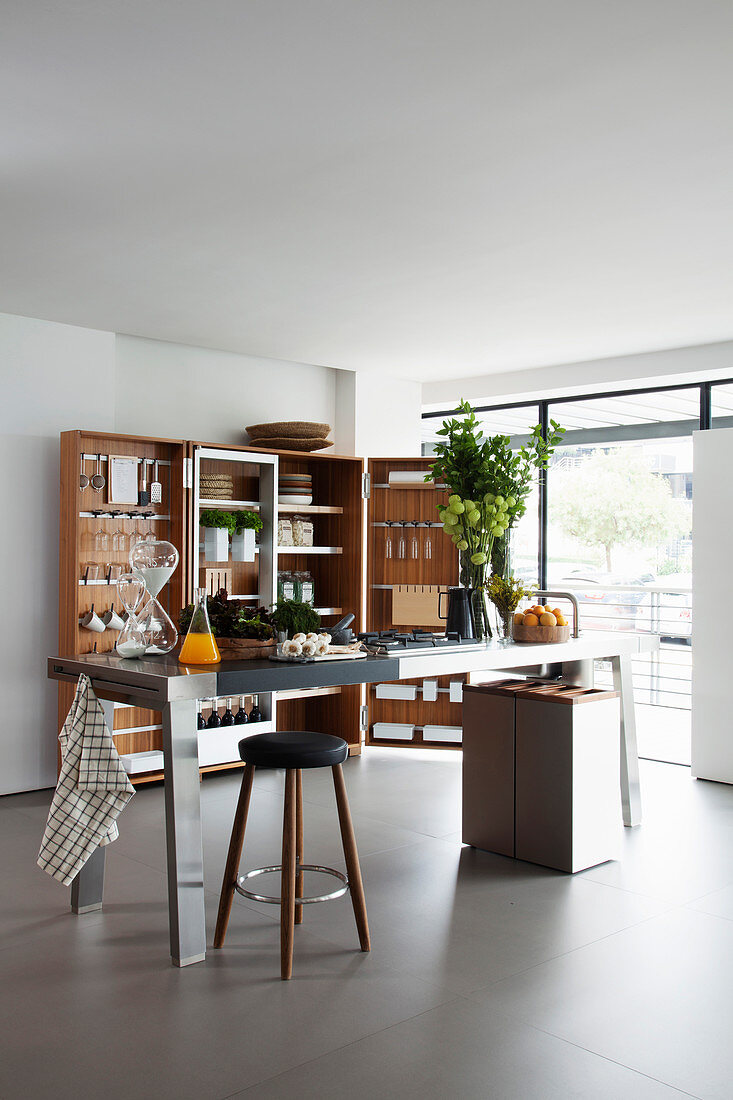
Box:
[47,630,654,966]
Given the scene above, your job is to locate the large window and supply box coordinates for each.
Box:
[423,379,731,766]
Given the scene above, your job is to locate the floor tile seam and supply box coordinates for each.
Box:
[464,906,681,998]
[515,1019,703,1099]
[323,803,456,841]
[578,873,692,905]
[680,879,733,907]
[222,995,470,1098]
[679,902,733,926]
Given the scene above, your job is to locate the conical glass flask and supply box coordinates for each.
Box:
[129,539,179,654]
[115,573,148,659]
[179,588,221,664]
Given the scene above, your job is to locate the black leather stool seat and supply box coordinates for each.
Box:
[239,730,348,770]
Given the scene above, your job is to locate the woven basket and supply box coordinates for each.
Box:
[246,421,331,440]
[254,436,333,452]
[215,637,276,660]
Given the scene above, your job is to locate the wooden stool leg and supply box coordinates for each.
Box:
[281,769,297,979]
[332,764,370,952]
[214,764,255,949]
[295,769,304,925]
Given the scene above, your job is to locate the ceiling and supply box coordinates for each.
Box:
[2,1,732,381]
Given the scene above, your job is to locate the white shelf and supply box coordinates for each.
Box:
[199,499,260,509]
[315,607,343,616]
[276,546,342,555]
[277,503,343,515]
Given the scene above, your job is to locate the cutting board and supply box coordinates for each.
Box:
[392,584,443,628]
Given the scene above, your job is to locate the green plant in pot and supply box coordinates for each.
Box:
[270,599,321,640]
[427,400,563,638]
[200,509,236,561]
[231,509,262,563]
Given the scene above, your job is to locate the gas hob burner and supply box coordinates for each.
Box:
[357,628,476,651]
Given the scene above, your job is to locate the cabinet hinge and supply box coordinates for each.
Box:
[183,457,193,489]
[362,471,371,499]
[359,704,370,732]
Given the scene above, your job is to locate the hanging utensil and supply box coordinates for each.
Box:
[150,459,162,504]
[91,454,106,493]
[138,458,150,506]
[79,454,89,491]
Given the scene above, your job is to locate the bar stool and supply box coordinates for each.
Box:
[214,731,370,979]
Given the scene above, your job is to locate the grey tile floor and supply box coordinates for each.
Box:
[1,748,732,1099]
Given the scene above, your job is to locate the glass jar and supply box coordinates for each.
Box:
[294,570,315,606]
[291,515,314,547]
[277,517,294,546]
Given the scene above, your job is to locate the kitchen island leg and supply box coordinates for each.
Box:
[162,697,206,966]
[612,654,642,827]
[70,697,115,914]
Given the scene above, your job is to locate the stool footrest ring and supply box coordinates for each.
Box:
[235,863,349,905]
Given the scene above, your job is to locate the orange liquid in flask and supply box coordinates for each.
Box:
[179,632,221,664]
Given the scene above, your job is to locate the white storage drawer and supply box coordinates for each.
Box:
[422,724,463,743]
[372,722,415,741]
[197,722,273,768]
[120,750,164,775]
[375,683,418,701]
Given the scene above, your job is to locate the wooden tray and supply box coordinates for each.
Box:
[512,623,570,644]
[216,637,277,660]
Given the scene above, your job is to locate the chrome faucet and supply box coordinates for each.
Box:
[532,590,581,637]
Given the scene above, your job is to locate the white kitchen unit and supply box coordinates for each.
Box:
[692,428,733,784]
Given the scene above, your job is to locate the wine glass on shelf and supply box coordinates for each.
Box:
[384,521,393,560]
[411,521,419,560]
[129,539,180,654]
[397,523,406,560]
[424,523,432,559]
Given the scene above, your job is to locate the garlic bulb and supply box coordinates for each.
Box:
[315,640,329,656]
[292,632,307,643]
[301,639,317,657]
[318,633,332,646]
[306,632,319,642]
[283,639,303,656]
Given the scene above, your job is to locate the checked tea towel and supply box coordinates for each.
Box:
[38,675,135,885]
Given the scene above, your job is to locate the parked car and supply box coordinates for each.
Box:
[554,570,652,631]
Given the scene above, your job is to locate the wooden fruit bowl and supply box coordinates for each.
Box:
[512,623,570,644]
[216,637,276,660]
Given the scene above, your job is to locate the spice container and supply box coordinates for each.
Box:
[291,514,314,547]
[277,570,297,601]
[294,570,315,606]
[277,517,294,546]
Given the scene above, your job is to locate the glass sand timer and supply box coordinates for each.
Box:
[129,539,180,654]
[115,573,148,659]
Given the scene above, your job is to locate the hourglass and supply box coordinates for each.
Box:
[115,573,148,658]
[129,539,180,654]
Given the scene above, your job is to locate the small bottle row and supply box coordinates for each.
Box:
[198,696,264,728]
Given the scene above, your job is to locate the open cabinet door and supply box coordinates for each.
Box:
[365,457,466,748]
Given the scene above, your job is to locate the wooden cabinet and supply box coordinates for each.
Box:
[364,457,467,749]
[59,430,188,779]
[59,439,459,778]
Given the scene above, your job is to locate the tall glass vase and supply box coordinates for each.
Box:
[459,550,491,640]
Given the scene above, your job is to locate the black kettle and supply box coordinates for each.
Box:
[437,587,476,640]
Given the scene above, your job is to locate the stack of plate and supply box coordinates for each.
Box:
[279,473,312,506]
[200,473,234,501]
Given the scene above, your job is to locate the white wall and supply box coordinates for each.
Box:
[691,428,733,784]
[115,335,338,445]
[0,313,116,795]
[354,375,423,458]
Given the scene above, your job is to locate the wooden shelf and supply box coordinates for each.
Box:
[275,686,342,702]
[315,607,343,616]
[276,546,343,555]
[277,503,343,515]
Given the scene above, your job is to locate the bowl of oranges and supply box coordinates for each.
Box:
[512,603,570,644]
